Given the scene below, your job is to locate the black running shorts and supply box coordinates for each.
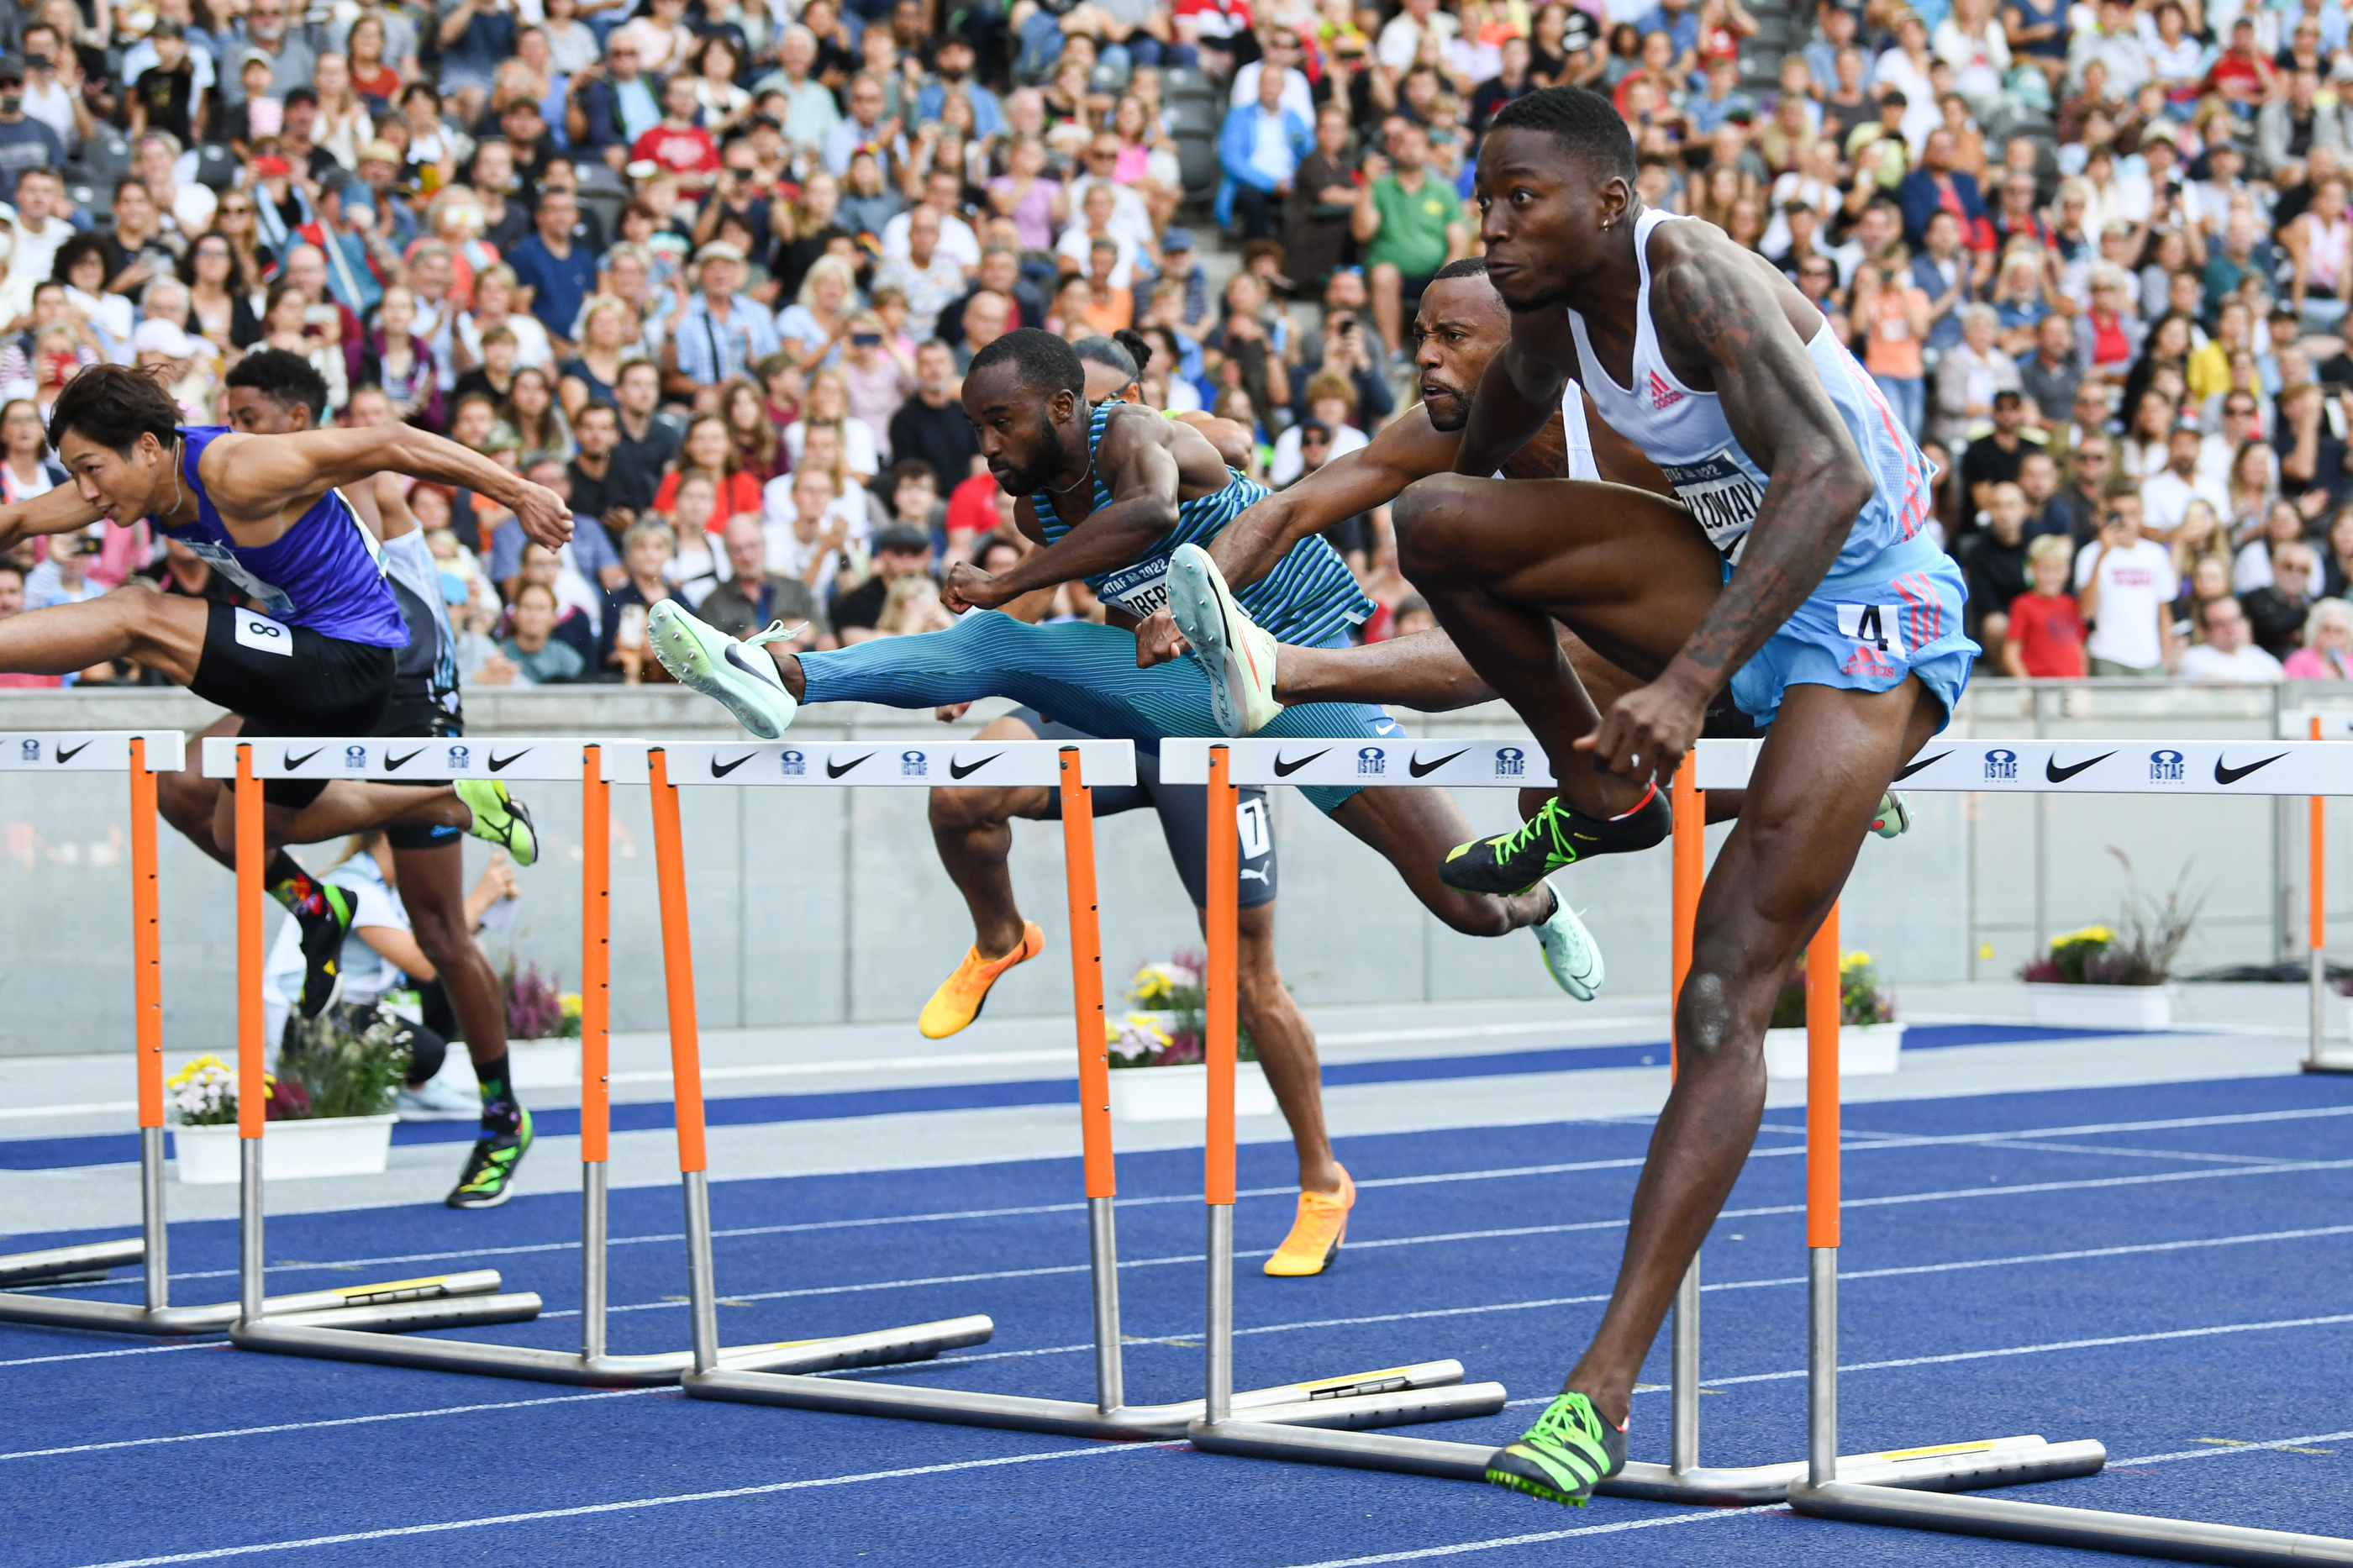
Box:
[192,602,397,808]
[371,702,466,852]
[1008,708,1277,910]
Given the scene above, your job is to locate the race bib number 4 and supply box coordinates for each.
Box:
[1658,448,1765,560]
[1094,551,1172,618]
[233,610,296,656]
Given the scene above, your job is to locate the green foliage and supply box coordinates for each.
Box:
[1769,951,1895,1029]
[275,1005,413,1118]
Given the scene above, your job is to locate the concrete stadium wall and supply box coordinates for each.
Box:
[3,679,2348,1057]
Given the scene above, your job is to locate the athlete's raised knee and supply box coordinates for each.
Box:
[929,785,1022,834]
[1392,475,1484,582]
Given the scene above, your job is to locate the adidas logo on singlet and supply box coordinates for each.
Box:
[1649,371,1684,410]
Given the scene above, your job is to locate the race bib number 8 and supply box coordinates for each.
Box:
[233,610,295,657]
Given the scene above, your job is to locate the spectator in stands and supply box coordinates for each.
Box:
[0,560,58,687]
[1354,122,1469,359]
[2077,504,2179,676]
[2241,539,2321,660]
[2003,534,2088,676]
[832,522,934,642]
[1219,63,1313,241]
[2284,597,2353,679]
[665,241,782,400]
[2178,593,2285,681]
[700,512,832,648]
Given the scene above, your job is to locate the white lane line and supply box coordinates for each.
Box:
[0,1389,659,1460]
[1287,1507,1782,1567]
[66,1440,1179,1568]
[0,1343,223,1369]
[22,1107,2351,1296]
[1283,1426,2353,1566]
[2113,1429,2353,1465]
[1694,1313,2353,1387]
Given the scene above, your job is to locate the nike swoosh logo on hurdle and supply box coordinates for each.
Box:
[1892,751,1949,781]
[709,752,755,778]
[283,749,322,769]
[383,747,424,770]
[2215,753,2287,785]
[950,753,1003,779]
[53,741,87,764]
[488,750,532,772]
[2044,752,2113,783]
[825,753,875,778]
[1271,749,1329,777]
[1409,748,1469,778]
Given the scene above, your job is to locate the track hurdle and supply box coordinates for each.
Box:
[1167,736,2092,1505]
[656,738,1499,1439]
[0,730,514,1336]
[206,736,985,1381]
[1681,735,2353,1566]
[2283,710,2353,1076]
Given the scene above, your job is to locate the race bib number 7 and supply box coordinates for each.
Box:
[233,610,295,657]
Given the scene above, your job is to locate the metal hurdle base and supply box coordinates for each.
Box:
[684,1358,1503,1441]
[1788,1478,2353,1567]
[0,1238,144,1287]
[1185,1421,2103,1502]
[234,1314,996,1386]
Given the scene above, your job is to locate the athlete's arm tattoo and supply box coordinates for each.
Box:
[1648,246,1871,698]
[965,414,1182,604]
[1451,334,1567,476]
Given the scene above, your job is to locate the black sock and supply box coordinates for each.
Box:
[267,854,332,918]
[474,1052,522,1134]
[1561,784,1671,857]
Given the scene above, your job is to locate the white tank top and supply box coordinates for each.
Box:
[1561,208,1933,577]
[1561,378,1599,480]
[2309,213,2350,292]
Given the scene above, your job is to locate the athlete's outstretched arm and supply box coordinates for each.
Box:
[0,484,104,551]
[941,416,1180,613]
[1451,324,1571,477]
[1580,243,1872,781]
[199,426,574,549]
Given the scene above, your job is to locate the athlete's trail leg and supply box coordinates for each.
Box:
[1329,787,1553,934]
[927,715,1054,962]
[394,840,509,1077]
[1563,680,1942,1423]
[0,589,208,682]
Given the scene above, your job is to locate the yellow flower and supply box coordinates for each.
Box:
[560,992,583,1017]
[2054,924,2115,948]
[166,1054,230,1089]
[1840,950,1874,973]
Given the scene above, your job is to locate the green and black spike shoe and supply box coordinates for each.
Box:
[455,778,538,867]
[446,1108,534,1209]
[1440,787,1671,896]
[1486,1391,1627,1507]
[293,884,355,1018]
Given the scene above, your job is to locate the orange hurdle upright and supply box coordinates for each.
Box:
[1666,754,1706,1473]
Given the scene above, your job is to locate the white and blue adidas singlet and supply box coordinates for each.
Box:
[1562,209,1976,726]
[1033,401,1373,646]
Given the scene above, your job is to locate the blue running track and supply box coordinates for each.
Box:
[2,1071,2348,1566]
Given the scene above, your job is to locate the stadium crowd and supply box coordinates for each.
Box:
[2,0,2353,686]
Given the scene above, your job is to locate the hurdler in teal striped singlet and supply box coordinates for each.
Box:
[1032,401,1371,646]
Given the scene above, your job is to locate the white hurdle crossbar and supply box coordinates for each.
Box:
[200,736,987,1380]
[0,732,520,1337]
[1161,734,2353,1567]
[656,739,1502,1439]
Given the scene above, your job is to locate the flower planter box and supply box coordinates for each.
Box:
[508,1039,581,1088]
[171,1113,398,1185]
[2027,983,2172,1032]
[1761,1022,1905,1081]
[1108,1061,1276,1123]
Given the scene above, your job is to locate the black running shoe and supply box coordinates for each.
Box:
[293,885,355,1018]
[446,1108,533,1208]
[1440,789,1672,896]
[1487,1392,1628,1507]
